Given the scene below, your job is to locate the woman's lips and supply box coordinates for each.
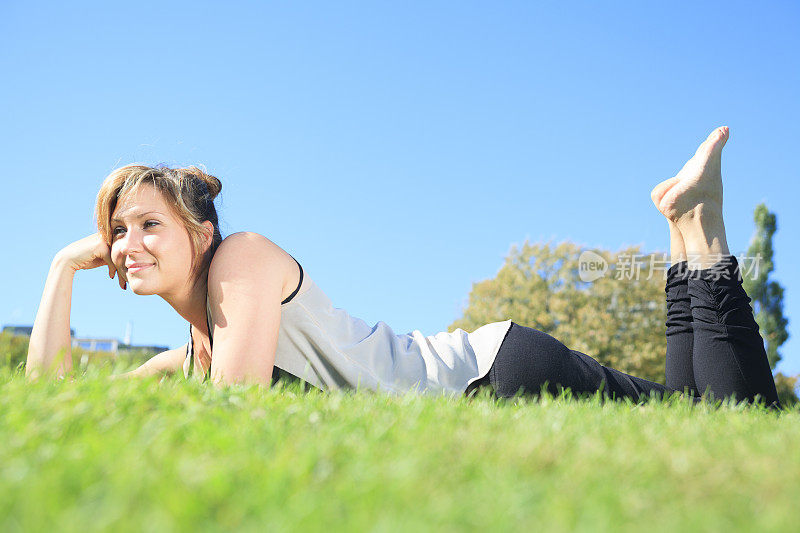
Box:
[128,264,153,273]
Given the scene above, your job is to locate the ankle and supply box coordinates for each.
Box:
[676,205,728,260]
[674,201,723,228]
[668,221,688,264]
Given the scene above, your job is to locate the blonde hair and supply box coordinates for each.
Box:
[94,164,224,286]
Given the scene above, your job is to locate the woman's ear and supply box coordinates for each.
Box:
[202,221,214,251]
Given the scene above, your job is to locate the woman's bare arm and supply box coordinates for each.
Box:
[110,343,188,380]
[25,253,79,380]
[206,233,285,387]
[27,233,125,381]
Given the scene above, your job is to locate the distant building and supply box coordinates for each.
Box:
[3,325,75,337]
[2,325,168,355]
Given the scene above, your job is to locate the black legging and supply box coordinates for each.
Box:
[465,255,781,409]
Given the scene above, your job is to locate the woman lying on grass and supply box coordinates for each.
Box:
[26,126,781,409]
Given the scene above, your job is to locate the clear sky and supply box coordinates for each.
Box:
[3,1,799,376]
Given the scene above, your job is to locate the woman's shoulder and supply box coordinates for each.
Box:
[214,232,292,267]
[211,231,311,301]
[218,231,283,252]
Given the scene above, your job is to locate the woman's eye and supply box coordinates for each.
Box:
[112,221,158,237]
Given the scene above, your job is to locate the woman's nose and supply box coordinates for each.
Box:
[119,227,145,255]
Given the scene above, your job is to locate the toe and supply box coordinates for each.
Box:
[717,125,729,144]
[709,125,728,142]
[708,126,729,153]
[696,126,729,156]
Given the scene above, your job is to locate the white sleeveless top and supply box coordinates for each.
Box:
[184,263,512,397]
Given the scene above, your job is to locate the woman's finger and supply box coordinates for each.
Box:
[103,254,113,278]
[102,249,122,288]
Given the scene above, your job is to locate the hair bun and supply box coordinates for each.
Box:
[179,165,222,200]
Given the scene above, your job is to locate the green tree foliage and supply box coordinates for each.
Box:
[449,241,669,383]
[742,204,790,369]
[774,372,799,408]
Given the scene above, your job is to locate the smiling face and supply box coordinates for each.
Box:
[110,182,198,297]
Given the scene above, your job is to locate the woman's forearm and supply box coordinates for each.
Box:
[26,253,78,379]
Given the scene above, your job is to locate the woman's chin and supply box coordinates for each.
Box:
[128,282,154,295]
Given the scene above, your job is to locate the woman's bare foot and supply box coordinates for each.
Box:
[651,126,728,224]
[650,127,731,269]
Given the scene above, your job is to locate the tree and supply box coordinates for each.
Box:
[773,372,799,408]
[741,204,789,369]
[449,240,669,383]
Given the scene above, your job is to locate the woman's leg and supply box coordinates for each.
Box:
[651,162,698,395]
[687,255,780,407]
[664,223,699,396]
[655,126,780,408]
[471,322,688,402]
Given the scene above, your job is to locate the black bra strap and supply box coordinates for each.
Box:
[187,322,193,360]
[206,300,213,350]
[187,321,211,381]
[282,256,304,305]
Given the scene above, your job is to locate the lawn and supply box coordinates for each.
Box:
[2,366,799,532]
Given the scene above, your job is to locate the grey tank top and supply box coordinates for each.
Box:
[184,258,512,397]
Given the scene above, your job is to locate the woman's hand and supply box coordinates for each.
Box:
[57,232,127,289]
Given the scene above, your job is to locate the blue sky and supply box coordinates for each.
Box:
[3,1,799,376]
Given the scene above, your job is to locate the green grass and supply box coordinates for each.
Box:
[2,366,799,532]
